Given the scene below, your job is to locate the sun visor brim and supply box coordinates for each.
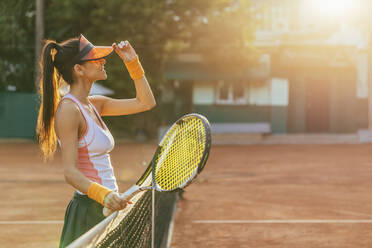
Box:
[80,46,116,61]
[78,34,116,62]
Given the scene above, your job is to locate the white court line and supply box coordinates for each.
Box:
[193,220,372,224]
[0,220,64,224]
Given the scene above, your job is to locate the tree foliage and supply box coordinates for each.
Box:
[0,0,36,92]
[0,0,257,138]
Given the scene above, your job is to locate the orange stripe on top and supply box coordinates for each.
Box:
[77,146,102,184]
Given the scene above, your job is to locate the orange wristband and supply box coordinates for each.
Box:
[125,55,145,80]
[87,182,112,205]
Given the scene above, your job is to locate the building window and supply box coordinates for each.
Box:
[215,80,248,105]
[215,79,288,106]
[219,81,230,100]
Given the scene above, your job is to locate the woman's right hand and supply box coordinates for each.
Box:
[114,40,137,63]
[103,192,132,211]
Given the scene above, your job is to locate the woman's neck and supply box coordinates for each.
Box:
[69,79,94,104]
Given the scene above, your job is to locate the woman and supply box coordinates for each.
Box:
[36,34,156,247]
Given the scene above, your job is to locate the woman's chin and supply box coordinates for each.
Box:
[100,73,107,80]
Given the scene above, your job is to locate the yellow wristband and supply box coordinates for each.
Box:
[125,55,145,80]
[87,182,112,205]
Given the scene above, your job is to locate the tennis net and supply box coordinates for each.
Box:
[67,172,179,248]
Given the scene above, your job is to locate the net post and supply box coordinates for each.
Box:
[152,188,155,248]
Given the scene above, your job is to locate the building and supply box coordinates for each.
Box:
[164,0,368,134]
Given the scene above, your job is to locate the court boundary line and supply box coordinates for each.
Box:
[193,220,372,224]
[4,219,372,225]
[0,220,64,224]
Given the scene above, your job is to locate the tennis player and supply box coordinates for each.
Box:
[36,34,156,247]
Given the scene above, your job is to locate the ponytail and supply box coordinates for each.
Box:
[36,37,79,160]
[36,40,61,160]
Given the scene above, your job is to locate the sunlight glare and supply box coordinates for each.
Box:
[303,0,362,19]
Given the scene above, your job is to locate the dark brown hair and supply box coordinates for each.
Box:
[36,37,80,160]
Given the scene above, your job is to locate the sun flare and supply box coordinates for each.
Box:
[302,0,362,19]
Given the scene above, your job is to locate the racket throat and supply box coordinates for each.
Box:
[118,185,152,201]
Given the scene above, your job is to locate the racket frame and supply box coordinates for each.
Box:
[104,113,211,215]
[152,113,211,192]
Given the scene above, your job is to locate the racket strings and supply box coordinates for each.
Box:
[154,117,207,191]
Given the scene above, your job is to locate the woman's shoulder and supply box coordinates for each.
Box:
[88,95,108,114]
[56,98,81,121]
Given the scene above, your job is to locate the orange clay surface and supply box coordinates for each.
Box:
[171,144,372,248]
[2,143,372,247]
[0,142,156,248]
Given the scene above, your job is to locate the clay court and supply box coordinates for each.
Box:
[2,142,372,247]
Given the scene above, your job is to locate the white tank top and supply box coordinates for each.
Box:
[60,93,118,193]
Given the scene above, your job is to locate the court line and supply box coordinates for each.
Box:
[193,220,372,224]
[0,179,132,184]
[0,220,64,224]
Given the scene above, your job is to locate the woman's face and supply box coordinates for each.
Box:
[79,58,107,81]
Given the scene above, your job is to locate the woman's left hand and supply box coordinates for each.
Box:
[114,40,137,63]
[104,192,132,211]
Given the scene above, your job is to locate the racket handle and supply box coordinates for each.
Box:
[103,195,131,217]
[102,185,142,217]
[102,193,131,217]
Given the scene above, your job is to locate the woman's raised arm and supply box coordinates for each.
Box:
[90,41,156,116]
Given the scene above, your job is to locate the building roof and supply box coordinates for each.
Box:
[164,55,270,81]
[59,83,114,96]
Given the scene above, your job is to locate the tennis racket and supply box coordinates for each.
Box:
[103,113,211,217]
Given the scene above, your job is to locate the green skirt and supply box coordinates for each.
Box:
[59,192,105,248]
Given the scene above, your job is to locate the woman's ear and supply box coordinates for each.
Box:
[73,64,84,77]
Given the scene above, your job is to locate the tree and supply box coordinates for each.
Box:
[0,0,36,92]
[0,0,257,138]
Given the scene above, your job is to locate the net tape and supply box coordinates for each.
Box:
[84,174,153,247]
[78,174,178,248]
